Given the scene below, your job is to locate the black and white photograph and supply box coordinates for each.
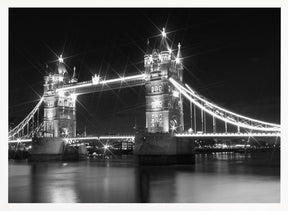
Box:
[2,0,287,210]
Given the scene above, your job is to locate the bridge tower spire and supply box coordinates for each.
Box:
[177,42,182,60]
[144,28,184,133]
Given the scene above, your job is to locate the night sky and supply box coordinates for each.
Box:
[9,8,280,134]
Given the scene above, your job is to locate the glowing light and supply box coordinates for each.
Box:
[8,139,32,143]
[184,84,280,128]
[63,136,135,141]
[59,83,91,91]
[168,48,172,54]
[92,74,100,85]
[170,78,280,132]
[57,74,146,92]
[58,90,65,98]
[70,93,77,101]
[103,144,109,150]
[8,97,44,138]
[99,136,135,140]
[175,133,280,138]
[99,74,146,85]
[58,54,64,63]
[171,125,176,131]
[175,57,180,64]
[172,90,180,98]
[161,28,166,38]
[151,99,162,109]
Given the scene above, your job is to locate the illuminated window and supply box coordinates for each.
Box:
[151,113,162,127]
[151,113,155,127]
[159,86,162,92]
[155,86,158,92]
[47,101,53,107]
[47,110,53,119]
[151,99,162,109]
[151,86,154,92]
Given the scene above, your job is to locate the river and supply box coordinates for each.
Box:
[9,151,280,203]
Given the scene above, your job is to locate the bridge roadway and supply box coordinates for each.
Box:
[8,135,135,144]
[57,74,146,95]
[175,132,280,138]
[64,135,135,141]
[8,132,280,144]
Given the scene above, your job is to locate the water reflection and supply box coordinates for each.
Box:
[135,165,196,202]
[29,162,79,202]
[9,152,280,203]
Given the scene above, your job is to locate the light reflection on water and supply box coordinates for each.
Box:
[9,152,280,203]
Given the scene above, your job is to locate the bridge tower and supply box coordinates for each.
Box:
[135,28,193,164]
[144,29,184,133]
[43,55,77,138]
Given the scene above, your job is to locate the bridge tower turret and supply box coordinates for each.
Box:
[144,29,184,133]
[43,55,77,138]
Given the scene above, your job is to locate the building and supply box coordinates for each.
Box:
[43,55,78,137]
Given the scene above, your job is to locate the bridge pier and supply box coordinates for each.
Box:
[28,137,87,161]
[134,133,195,165]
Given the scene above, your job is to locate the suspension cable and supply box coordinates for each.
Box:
[184,84,279,127]
[170,78,280,132]
[9,97,44,138]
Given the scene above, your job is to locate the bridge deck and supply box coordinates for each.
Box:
[9,132,280,144]
[57,74,146,95]
[176,132,280,138]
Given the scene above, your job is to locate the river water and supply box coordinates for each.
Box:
[9,151,280,203]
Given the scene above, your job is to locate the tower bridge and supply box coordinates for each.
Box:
[8,28,280,163]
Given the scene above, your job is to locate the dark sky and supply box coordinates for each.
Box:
[9,8,280,134]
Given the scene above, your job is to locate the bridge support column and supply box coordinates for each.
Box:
[213,116,216,133]
[194,104,197,132]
